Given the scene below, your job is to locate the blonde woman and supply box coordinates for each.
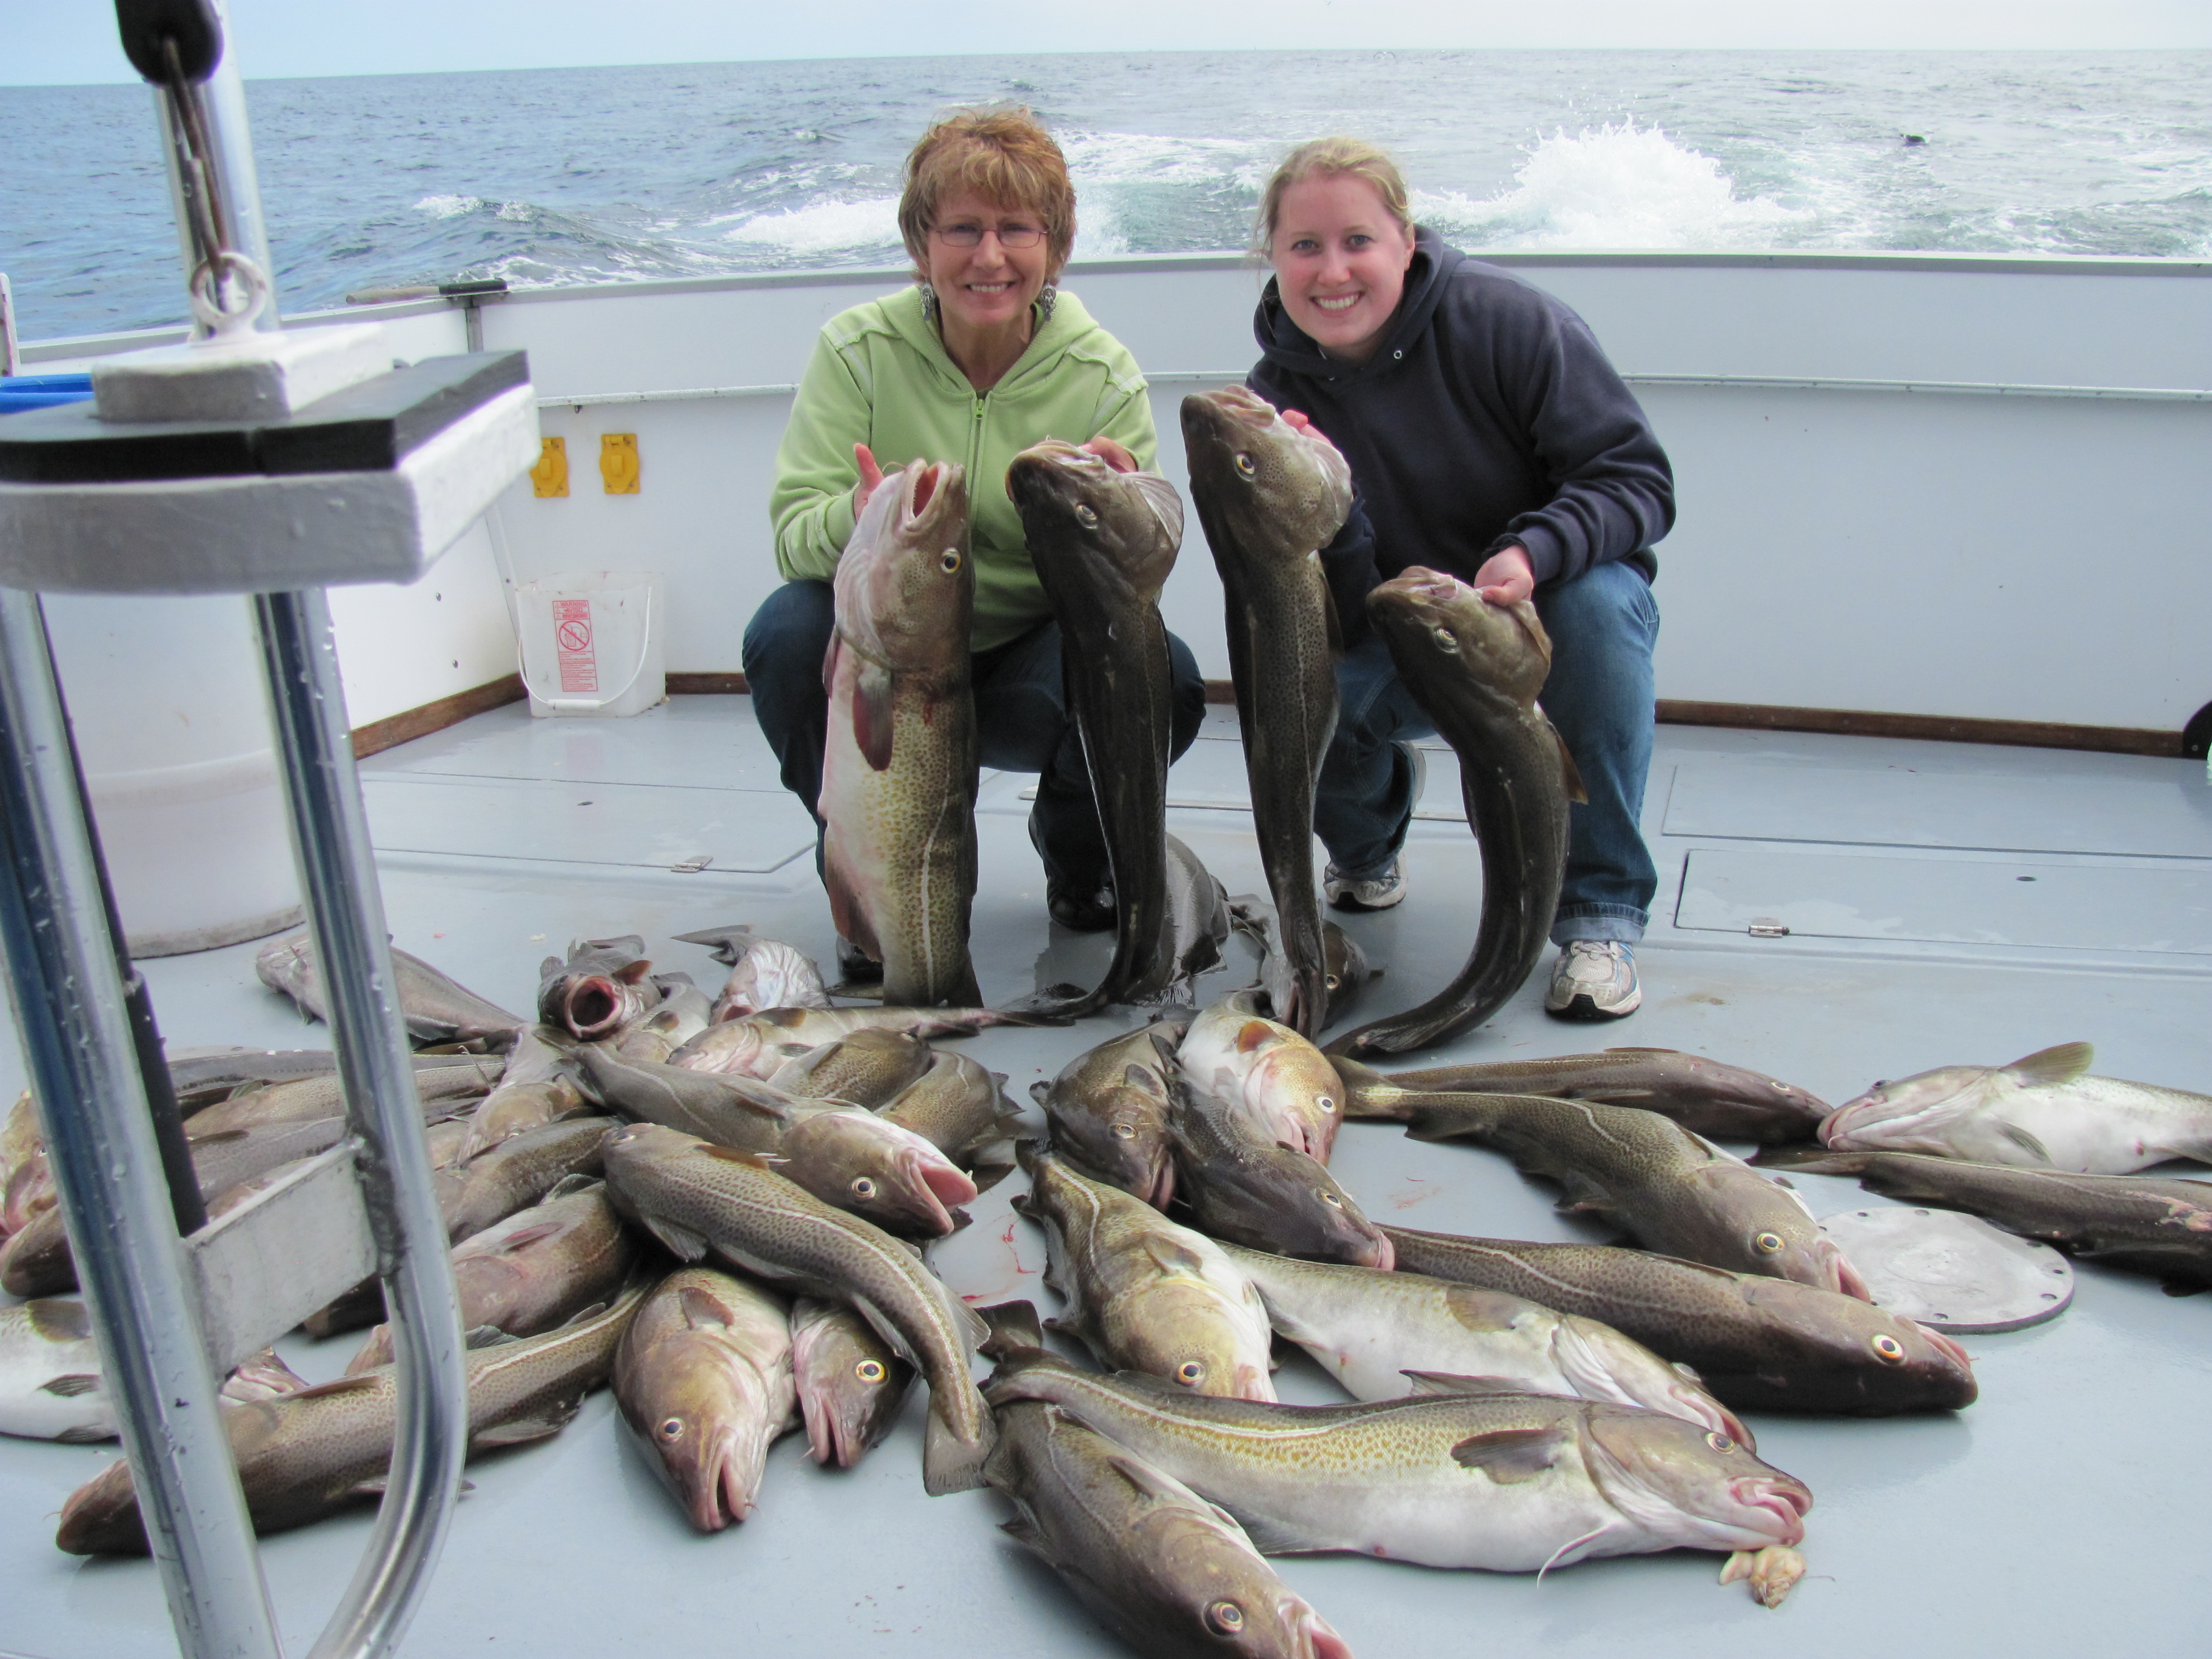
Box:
[1250,137,1672,1020]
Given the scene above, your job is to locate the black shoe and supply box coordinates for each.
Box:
[1047,879,1116,933]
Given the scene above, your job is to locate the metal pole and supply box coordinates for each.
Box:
[252,588,466,1659]
[0,272,19,375]
[0,588,281,1659]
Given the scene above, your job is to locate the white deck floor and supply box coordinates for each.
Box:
[1,693,2207,1659]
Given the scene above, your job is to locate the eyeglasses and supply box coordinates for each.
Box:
[931,220,1045,249]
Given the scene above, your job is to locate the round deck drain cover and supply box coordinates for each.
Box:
[1817,1207,2073,1333]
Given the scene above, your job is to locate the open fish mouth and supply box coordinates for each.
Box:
[1729,1476,1812,1545]
[1302,1615,1358,1659]
[1920,1325,1976,1372]
[561,976,639,1040]
[1816,1238,1875,1302]
[689,1429,762,1531]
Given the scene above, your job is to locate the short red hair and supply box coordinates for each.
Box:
[897,106,1077,276]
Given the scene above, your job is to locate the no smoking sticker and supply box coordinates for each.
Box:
[553,598,598,694]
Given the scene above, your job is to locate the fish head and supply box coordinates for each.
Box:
[1245,1039,1346,1163]
[623,1330,776,1530]
[1738,1279,1977,1408]
[836,461,974,675]
[1141,1507,1355,1659]
[1581,1406,1812,1552]
[791,1302,910,1466]
[1369,566,1553,704]
[1691,1164,1873,1301]
[1007,440,1184,601]
[1820,1064,1999,1153]
[1179,386,1352,555]
[1117,1280,1276,1403]
[779,1111,976,1238]
[55,1458,149,1555]
[538,950,657,1041]
[1264,1150,1393,1270]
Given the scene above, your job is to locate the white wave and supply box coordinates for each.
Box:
[413,194,482,220]
[1058,129,1279,186]
[723,195,902,253]
[1419,121,1811,251]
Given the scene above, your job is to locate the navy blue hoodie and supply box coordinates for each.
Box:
[1248,228,1673,640]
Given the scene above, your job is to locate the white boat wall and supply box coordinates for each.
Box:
[23,249,2212,743]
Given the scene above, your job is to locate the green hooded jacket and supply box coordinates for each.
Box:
[769,283,1156,651]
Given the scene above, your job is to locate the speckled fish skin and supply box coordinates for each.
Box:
[184,1060,498,1139]
[1168,1072,1392,1270]
[1327,571,1582,1061]
[575,1042,793,1153]
[537,936,660,1041]
[443,1116,617,1242]
[1333,1049,1829,1144]
[669,1005,1042,1082]
[983,1344,1811,1574]
[1761,1146,2212,1290]
[879,1051,1022,1168]
[615,1268,797,1530]
[456,1073,592,1164]
[256,930,525,1049]
[599,1121,994,1493]
[1008,441,1186,1014]
[1396,1091,1870,1299]
[0,1299,110,1442]
[1033,1022,1183,1208]
[1182,387,1351,1039]
[1220,1243,1748,1443]
[773,1108,978,1238]
[789,1296,912,1467]
[1227,898,1367,1029]
[819,461,982,1007]
[1179,993,1346,1162]
[1381,1223,1976,1415]
[1820,1041,2212,1173]
[1016,1147,1275,1401]
[348,1178,637,1372]
[766,1028,935,1108]
[2,1090,45,1237]
[611,976,714,1064]
[57,1283,646,1554]
[987,1402,1356,1659]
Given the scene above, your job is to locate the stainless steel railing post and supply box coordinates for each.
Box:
[0,587,282,1659]
[251,589,468,1659]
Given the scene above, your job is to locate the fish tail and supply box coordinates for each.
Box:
[920,1388,994,1495]
[1749,1147,1867,1174]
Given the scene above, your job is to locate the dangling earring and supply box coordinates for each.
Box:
[1036,283,1057,323]
[919,283,939,326]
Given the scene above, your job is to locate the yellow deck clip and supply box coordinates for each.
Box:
[600,432,640,494]
[529,435,568,498]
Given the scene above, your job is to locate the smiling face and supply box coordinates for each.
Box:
[1267,172,1416,363]
[923,189,1054,340]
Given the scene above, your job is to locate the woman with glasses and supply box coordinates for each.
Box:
[747,106,1206,979]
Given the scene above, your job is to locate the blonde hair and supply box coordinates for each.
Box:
[1255,136,1414,253]
[897,106,1078,276]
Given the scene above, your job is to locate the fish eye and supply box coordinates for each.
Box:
[1175,1361,1206,1386]
[659,1417,685,1443]
[1871,1334,1906,1365]
[1752,1231,1784,1254]
[1871,1080,1889,1090]
[855,1359,886,1384]
[1317,1188,1342,1207]
[1204,1600,1246,1637]
[1233,454,1257,479]
[1432,626,1456,651]
[1324,973,1341,990]
[1705,1431,1734,1453]
[1316,1095,1336,1114]
[1074,504,1099,528]
[939,549,962,572]
[1111,1121,1138,1139]
[851,1176,878,1200]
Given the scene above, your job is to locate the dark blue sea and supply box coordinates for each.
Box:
[4,49,2208,342]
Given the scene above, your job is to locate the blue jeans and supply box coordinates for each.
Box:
[1313,561,1660,945]
[741,580,1208,890]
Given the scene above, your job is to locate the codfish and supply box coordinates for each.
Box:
[1168,1074,1392,1270]
[879,1051,1024,1169]
[183,1060,497,1139]
[772,1109,977,1238]
[538,937,660,1041]
[1228,897,1370,1029]
[1161,834,1235,1000]
[455,1071,592,1164]
[765,1028,934,1109]
[256,930,525,1050]
[574,1042,792,1153]
[1033,1021,1182,1207]
[1820,1041,2212,1173]
[1759,1146,2212,1290]
[1179,992,1346,1162]
[2,1301,311,1444]
[1335,1049,1828,1144]
[1182,386,1352,1037]
[669,1005,1045,1082]
[1007,440,1187,1012]
[789,1296,911,1468]
[2,1090,47,1237]
[1016,1146,1275,1401]
[674,925,831,1022]
[610,974,713,1064]
[58,1283,646,1553]
[987,1400,1355,1659]
[1381,1224,1975,1415]
[615,1267,796,1530]
[819,461,982,1006]
[1327,570,1583,1059]
[599,1122,994,1493]
[1222,1244,1749,1443]
[442,1115,615,1242]
[1394,1091,1869,1298]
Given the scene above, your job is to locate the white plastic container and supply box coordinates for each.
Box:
[42,593,302,958]
[515,571,666,719]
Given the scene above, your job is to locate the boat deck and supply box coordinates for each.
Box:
[1,693,2207,1659]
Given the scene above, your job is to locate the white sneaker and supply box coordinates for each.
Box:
[1325,854,1408,912]
[1546,940,1641,1020]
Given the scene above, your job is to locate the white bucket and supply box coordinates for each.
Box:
[515,571,666,719]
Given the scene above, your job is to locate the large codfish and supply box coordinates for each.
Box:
[819,461,980,1006]
[1182,387,1351,1039]
[1328,569,1584,1059]
[1008,440,1187,1013]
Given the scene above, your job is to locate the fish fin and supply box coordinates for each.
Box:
[38,1373,101,1398]
[614,959,654,986]
[1999,1121,2054,1163]
[1320,585,1344,658]
[1139,1236,1207,1277]
[2004,1041,2094,1088]
[1604,1046,1681,1054]
[999,1515,1045,1549]
[1235,1020,1276,1055]
[55,1425,113,1445]
[1228,1510,1319,1556]
[677,1286,733,1332]
[545,1173,601,1200]
[637,1214,712,1263]
[472,1398,583,1450]
[1749,1146,1863,1173]
[25,1299,90,1342]
[853,662,897,772]
[1028,1080,1051,1105]
[289,1375,384,1403]
[540,955,565,980]
[464,1324,520,1349]
[1552,728,1589,805]
[699,1144,776,1170]
[1401,1370,1527,1397]
[975,1299,1047,1357]
[1449,1426,1567,1484]
[480,1219,565,1254]
[1099,1449,1215,1513]
[921,1397,993,1495]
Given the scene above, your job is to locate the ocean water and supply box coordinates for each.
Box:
[3,49,2209,342]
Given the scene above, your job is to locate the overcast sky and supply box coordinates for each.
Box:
[7,0,2208,84]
